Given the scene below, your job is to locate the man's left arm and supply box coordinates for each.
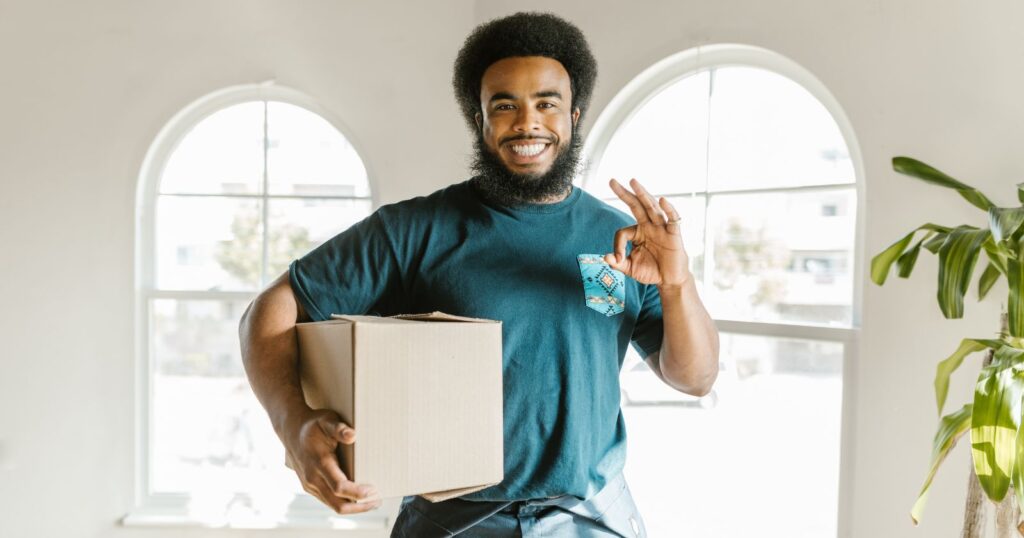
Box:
[605,177,720,397]
[646,277,720,397]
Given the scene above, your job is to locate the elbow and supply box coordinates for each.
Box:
[685,368,718,398]
[689,376,717,398]
[663,356,719,397]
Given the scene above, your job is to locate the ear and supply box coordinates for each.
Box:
[474,112,482,131]
[572,107,580,126]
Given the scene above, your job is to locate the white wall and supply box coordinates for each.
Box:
[0,2,475,537]
[1,0,1021,536]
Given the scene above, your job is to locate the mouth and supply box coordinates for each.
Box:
[503,139,553,165]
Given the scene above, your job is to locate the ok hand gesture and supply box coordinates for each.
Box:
[605,178,692,289]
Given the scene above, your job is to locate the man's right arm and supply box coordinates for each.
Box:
[238,271,380,513]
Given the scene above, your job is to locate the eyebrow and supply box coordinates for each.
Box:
[488,90,564,103]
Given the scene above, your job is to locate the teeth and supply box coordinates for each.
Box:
[510,143,545,157]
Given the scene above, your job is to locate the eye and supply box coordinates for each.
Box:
[538,102,556,109]
[495,103,515,111]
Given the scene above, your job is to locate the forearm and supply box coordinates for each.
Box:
[656,277,720,396]
[238,278,312,441]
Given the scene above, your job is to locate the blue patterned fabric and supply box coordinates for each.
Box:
[577,254,626,316]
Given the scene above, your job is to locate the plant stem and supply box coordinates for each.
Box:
[963,456,988,537]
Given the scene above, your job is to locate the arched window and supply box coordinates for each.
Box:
[584,45,862,537]
[132,85,378,526]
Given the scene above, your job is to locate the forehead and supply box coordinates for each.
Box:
[480,56,572,99]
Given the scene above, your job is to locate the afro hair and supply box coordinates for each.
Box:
[452,12,598,133]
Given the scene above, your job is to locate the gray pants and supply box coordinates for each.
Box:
[390,473,647,537]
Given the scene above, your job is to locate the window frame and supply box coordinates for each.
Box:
[128,83,386,529]
[580,44,865,537]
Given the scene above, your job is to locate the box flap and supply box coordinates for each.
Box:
[392,311,499,323]
[329,312,499,324]
[329,314,409,324]
[419,481,501,503]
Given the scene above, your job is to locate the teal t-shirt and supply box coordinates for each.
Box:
[289,179,664,501]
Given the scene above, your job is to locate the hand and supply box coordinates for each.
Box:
[282,408,381,514]
[605,178,692,288]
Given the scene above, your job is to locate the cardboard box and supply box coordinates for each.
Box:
[295,312,504,502]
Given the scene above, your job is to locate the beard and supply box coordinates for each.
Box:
[469,129,584,207]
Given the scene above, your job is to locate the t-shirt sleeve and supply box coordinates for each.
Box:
[288,211,403,322]
[631,283,664,358]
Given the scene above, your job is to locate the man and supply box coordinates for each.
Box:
[239,12,719,537]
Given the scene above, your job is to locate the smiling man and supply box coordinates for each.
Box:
[468,53,582,206]
[239,11,719,538]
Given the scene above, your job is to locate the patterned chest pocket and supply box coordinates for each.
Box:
[577,254,626,317]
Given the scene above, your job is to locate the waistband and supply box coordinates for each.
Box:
[402,473,628,532]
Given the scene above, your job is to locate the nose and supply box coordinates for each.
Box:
[512,106,542,133]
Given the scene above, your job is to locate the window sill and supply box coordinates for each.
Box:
[121,502,391,531]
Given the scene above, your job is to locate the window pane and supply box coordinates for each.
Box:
[589,71,710,199]
[622,333,843,537]
[707,67,854,192]
[160,102,265,195]
[156,196,262,291]
[265,198,373,280]
[706,189,855,326]
[151,298,302,496]
[266,102,370,197]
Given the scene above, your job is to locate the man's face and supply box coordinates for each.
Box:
[476,56,580,178]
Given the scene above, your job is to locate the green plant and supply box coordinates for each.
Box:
[870,156,1024,524]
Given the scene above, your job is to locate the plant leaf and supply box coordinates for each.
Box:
[912,403,973,525]
[897,233,934,278]
[1017,182,1024,205]
[990,207,1024,244]
[937,227,991,319]
[923,232,949,254]
[983,236,1011,276]
[1009,258,1024,338]
[893,156,995,211]
[971,347,1024,502]
[871,224,950,285]
[935,338,1005,416]
[979,263,1001,301]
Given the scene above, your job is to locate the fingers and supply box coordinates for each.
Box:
[303,472,381,514]
[658,196,681,235]
[629,179,668,225]
[319,455,377,502]
[292,411,381,515]
[318,415,356,445]
[606,225,637,267]
[334,497,384,515]
[609,179,649,224]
